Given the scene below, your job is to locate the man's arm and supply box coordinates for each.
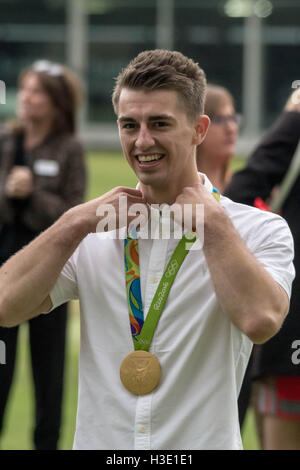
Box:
[0,208,86,327]
[0,187,146,327]
[203,202,290,344]
[174,183,293,344]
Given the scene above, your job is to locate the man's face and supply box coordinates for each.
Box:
[117,88,209,194]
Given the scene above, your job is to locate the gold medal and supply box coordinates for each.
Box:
[120,350,161,395]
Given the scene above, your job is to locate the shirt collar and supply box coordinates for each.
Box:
[128,172,214,239]
[135,172,214,195]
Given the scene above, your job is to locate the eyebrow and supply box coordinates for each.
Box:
[118,114,176,123]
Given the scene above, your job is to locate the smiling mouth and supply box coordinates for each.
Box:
[136,154,165,164]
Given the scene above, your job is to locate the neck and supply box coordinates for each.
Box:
[22,119,53,150]
[140,171,202,205]
[196,152,227,193]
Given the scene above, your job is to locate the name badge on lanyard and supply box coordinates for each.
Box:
[33,159,59,177]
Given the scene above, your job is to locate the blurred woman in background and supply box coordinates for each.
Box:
[196,84,240,192]
[0,60,86,449]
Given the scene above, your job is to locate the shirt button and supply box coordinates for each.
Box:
[139,426,147,433]
[152,276,158,283]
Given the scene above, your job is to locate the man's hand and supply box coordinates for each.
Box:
[70,186,148,236]
[171,180,222,234]
[5,166,34,199]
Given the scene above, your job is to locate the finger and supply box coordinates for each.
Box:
[8,176,23,187]
[118,187,143,198]
[14,183,28,194]
[15,175,32,186]
[126,195,148,206]
[192,182,204,188]
[11,167,32,180]
[9,168,26,178]
[12,165,26,170]
[6,173,17,184]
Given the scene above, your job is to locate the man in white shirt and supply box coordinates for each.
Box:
[0,50,295,450]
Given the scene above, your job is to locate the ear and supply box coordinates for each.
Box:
[193,115,210,145]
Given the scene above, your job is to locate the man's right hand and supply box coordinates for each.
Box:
[69,186,148,236]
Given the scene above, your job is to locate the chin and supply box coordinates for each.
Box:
[223,146,235,160]
[137,174,157,186]
[138,173,164,188]
[19,112,35,121]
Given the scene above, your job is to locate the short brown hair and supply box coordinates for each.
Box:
[112,49,207,121]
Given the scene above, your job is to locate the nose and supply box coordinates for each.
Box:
[224,119,238,135]
[135,124,155,150]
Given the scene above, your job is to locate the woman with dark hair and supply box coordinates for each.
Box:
[196,84,240,192]
[0,60,86,449]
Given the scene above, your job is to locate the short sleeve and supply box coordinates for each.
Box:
[250,213,295,299]
[222,196,295,301]
[49,253,79,309]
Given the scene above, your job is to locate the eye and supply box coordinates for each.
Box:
[153,121,169,128]
[122,122,137,130]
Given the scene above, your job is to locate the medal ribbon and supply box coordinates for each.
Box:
[124,186,220,352]
[124,237,144,340]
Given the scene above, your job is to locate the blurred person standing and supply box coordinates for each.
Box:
[196,84,240,192]
[225,88,300,449]
[0,60,86,449]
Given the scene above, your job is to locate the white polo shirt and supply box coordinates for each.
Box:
[50,175,295,450]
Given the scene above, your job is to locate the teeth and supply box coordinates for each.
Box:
[138,154,162,162]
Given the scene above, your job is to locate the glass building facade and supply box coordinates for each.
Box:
[0,0,300,146]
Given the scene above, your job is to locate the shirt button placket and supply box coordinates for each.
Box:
[134,394,152,450]
[134,240,168,450]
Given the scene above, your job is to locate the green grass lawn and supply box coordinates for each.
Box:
[0,151,260,450]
